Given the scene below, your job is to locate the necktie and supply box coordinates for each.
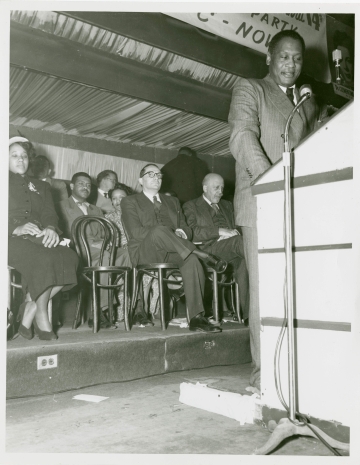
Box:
[104,192,108,199]
[211,203,220,213]
[153,196,162,212]
[286,87,295,105]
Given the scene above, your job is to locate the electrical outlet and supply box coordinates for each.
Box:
[37,354,58,370]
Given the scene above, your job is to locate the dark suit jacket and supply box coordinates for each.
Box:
[57,196,105,246]
[121,192,192,265]
[183,196,235,250]
[228,74,321,227]
[8,172,60,236]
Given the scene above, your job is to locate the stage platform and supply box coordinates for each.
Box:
[7,320,251,399]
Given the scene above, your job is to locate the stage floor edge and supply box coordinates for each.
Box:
[7,322,251,398]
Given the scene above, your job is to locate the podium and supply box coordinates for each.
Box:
[252,101,353,440]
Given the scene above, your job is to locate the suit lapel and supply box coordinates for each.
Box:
[67,196,84,219]
[196,196,215,225]
[265,75,305,139]
[159,194,177,227]
[138,191,154,210]
[136,192,158,227]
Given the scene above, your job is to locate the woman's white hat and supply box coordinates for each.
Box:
[9,136,29,145]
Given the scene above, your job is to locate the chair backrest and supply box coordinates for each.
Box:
[71,216,119,268]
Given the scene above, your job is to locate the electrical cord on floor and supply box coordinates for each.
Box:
[272,207,342,456]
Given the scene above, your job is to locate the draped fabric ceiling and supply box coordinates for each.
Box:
[10,10,238,157]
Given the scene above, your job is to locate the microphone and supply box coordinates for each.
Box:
[332,48,342,83]
[299,84,312,99]
[283,84,312,153]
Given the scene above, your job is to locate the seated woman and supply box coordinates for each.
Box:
[8,136,79,340]
[105,183,160,324]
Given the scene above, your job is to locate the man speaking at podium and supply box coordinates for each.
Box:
[228,30,323,391]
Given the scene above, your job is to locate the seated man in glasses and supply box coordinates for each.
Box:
[121,164,227,332]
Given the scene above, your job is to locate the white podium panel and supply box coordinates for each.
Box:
[257,181,353,250]
[261,327,352,426]
[253,102,354,428]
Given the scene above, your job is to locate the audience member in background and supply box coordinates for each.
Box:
[106,183,160,325]
[121,163,227,332]
[58,172,131,329]
[161,146,209,204]
[183,173,249,323]
[8,136,78,341]
[94,170,118,214]
[31,155,69,204]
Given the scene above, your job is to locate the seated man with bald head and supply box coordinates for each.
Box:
[183,173,249,322]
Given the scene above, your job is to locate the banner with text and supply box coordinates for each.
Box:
[165,13,330,83]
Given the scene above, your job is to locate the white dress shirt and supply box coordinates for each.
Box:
[72,196,89,215]
[98,188,109,198]
[143,191,161,203]
[279,84,298,105]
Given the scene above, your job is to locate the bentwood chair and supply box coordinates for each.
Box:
[131,264,182,330]
[71,216,132,333]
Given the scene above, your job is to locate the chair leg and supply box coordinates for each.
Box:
[130,268,137,324]
[235,282,241,323]
[108,272,114,325]
[73,283,83,329]
[130,270,143,321]
[124,271,130,331]
[8,269,15,334]
[158,268,166,330]
[92,271,99,333]
[212,270,220,323]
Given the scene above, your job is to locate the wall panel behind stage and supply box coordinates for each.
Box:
[31,142,163,192]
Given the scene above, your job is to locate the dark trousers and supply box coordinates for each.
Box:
[205,235,249,320]
[137,226,205,320]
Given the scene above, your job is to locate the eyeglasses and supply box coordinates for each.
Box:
[142,171,163,179]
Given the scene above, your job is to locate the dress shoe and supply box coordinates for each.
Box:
[132,312,154,327]
[192,249,227,273]
[189,315,222,333]
[33,320,58,340]
[207,317,222,328]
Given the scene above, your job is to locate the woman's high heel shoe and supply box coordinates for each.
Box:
[17,302,34,340]
[18,323,33,340]
[33,319,58,341]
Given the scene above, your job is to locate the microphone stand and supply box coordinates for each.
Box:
[254,94,350,455]
[282,94,310,421]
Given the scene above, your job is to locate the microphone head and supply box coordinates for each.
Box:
[300,84,312,98]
